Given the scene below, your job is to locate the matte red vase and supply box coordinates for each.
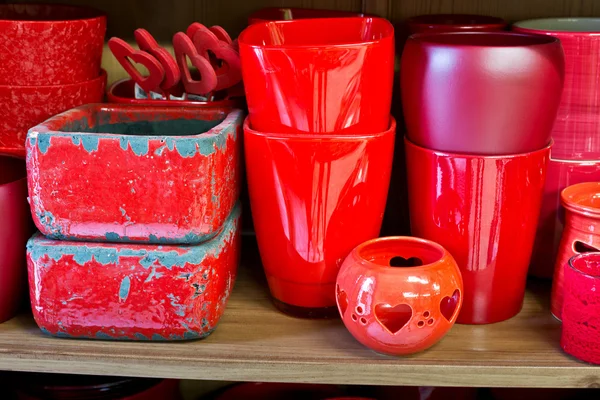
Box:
[336,236,463,355]
[401,32,564,155]
[248,7,366,24]
[551,182,600,320]
[0,4,105,86]
[405,138,550,324]
[239,17,394,134]
[407,14,506,34]
[244,118,395,317]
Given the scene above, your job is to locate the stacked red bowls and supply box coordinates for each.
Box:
[239,17,396,317]
[402,32,564,324]
[0,4,106,157]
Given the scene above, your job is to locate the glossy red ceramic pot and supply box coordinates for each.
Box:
[401,32,564,155]
[215,383,343,400]
[0,4,105,86]
[514,18,600,160]
[551,183,600,320]
[248,7,366,24]
[407,14,506,34]
[561,252,600,364]
[530,158,600,279]
[405,138,550,324]
[244,118,395,317]
[239,17,394,134]
[337,236,463,355]
[0,69,107,158]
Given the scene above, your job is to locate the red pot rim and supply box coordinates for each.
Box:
[561,182,600,217]
[0,68,106,89]
[513,17,600,35]
[408,13,506,30]
[568,252,600,279]
[408,31,560,47]
[0,3,106,23]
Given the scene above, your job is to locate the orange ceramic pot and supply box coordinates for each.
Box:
[336,236,463,355]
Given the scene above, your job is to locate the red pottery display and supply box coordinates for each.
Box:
[214,383,343,400]
[239,17,394,134]
[405,138,550,324]
[244,117,395,317]
[248,8,366,24]
[0,69,107,158]
[407,14,507,34]
[26,105,243,244]
[0,4,106,86]
[336,236,462,355]
[26,203,240,341]
[561,252,600,365]
[514,18,600,160]
[401,32,564,155]
[551,182,600,319]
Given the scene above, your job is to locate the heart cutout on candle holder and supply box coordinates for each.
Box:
[375,303,412,334]
[108,37,165,94]
[389,256,423,267]
[192,29,242,91]
[336,285,348,316]
[173,32,217,96]
[440,289,461,321]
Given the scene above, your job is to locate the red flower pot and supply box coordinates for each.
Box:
[26,105,243,244]
[244,118,395,317]
[401,32,564,155]
[26,203,240,341]
[239,17,394,134]
[248,7,366,24]
[336,236,463,355]
[561,252,600,364]
[405,137,550,324]
[0,69,107,158]
[0,4,105,86]
[407,14,507,34]
[551,182,600,319]
[514,18,600,160]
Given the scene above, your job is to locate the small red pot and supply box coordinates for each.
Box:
[239,17,394,134]
[406,137,550,324]
[407,14,507,34]
[401,32,564,155]
[215,383,343,400]
[244,117,395,317]
[336,236,463,355]
[248,7,366,24]
[551,182,600,319]
[0,4,105,86]
[0,69,107,158]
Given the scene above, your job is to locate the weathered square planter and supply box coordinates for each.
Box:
[26,104,243,244]
[26,203,240,341]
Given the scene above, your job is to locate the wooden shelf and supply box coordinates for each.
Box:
[0,240,598,388]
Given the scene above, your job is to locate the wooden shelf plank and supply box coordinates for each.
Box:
[0,241,598,388]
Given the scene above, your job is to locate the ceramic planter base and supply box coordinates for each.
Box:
[26,203,240,341]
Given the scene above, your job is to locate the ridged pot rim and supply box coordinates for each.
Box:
[513,18,600,35]
[407,31,561,48]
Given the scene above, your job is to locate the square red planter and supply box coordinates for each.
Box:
[26,203,240,341]
[26,104,244,244]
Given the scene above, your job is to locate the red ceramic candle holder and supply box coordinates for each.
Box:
[405,137,550,324]
[561,252,600,365]
[248,7,366,24]
[26,104,243,244]
[239,17,394,134]
[26,203,240,341]
[551,182,600,319]
[336,236,463,355]
[407,14,507,34]
[401,32,564,155]
[244,117,395,318]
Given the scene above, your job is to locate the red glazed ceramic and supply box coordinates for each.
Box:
[551,182,600,319]
[514,18,600,160]
[26,203,240,341]
[0,4,105,86]
[27,105,243,244]
[530,158,600,279]
[407,14,506,34]
[336,236,463,355]
[239,17,394,134]
[248,8,366,24]
[405,138,550,324]
[0,69,107,158]
[244,117,395,317]
[401,32,564,155]
[374,386,478,400]
[215,383,343,400]
[561,252,600,364]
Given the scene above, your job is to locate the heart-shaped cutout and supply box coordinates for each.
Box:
[374,303,412,334]
[108,37,165,94]
[336,285,348,316]
[134,29,180,91]
[440,289,461,321]
[173,32,217,96]
[389,256,423,267]
[192,30,242,91]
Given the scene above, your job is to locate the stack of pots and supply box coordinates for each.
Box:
[401,32,565,324]
[239,17,396,318]
[0,4,107,157]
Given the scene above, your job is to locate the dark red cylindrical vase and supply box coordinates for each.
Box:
[407,14,506,34]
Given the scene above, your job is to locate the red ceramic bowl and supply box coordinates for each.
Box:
[407,14,507,34]
[215,383,343,400]
[401,32,564,155]
[248,7,366,24]
[239,17,394,134]
[0,69,107,158]
[0,4,105,85]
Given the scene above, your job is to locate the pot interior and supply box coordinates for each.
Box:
[0,4,102,21]
[359,238,444,268]
[570,253,600,279]
[412,32,556,47]
[515,18,600,33]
